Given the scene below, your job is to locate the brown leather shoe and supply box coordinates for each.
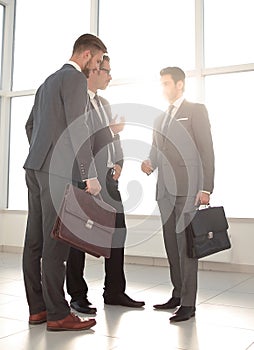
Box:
[29,310,47,325]
[47,313,96,331]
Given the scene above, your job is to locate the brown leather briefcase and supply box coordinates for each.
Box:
[51,183,116,258]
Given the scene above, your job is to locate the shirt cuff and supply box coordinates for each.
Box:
[201,190,211,195]
[82,177,97,182]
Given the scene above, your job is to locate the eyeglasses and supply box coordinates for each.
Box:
[100,68,111,75]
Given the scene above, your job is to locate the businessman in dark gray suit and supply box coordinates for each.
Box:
[66,56,145,313]
[141,67,215,322]
[23,34,107,331]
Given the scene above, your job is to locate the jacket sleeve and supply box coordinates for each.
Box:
[25,108,34,144]
[148,117,162,170]
[113,133,124,168]
[191,103,215,193]
[25,87,42,144]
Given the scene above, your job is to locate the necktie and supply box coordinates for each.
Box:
[161,104,175,138]
[93,94,116,167]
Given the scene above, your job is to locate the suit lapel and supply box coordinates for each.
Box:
[173,99,187,120]
[156,100,191,146]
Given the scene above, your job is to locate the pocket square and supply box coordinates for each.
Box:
[176,117,189,121]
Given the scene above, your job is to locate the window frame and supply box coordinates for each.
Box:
[0,0,15,209]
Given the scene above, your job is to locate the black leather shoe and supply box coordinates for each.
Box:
[153,297,180,310]
[104,293,145,308]
[170,306,196,322]
[70,300,97,314]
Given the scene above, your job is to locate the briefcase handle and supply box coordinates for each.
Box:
[80,181,104,202]
[196,204,210,210]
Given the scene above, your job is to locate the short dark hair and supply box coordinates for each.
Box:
[160,66,185,84]
[72,33,107,55]
[100,55,110,68]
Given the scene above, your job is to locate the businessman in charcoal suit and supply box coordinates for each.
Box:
[66,56,145,313]
[142,67,215,322]
[22,34,107,331]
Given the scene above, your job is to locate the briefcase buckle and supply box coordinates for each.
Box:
[208,231,214,239]
[85,219,94,229]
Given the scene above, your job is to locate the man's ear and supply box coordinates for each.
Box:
[83,49,92,62]
[176,80,184,90]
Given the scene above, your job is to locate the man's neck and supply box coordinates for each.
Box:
[88,85,97,94]
[169,93,183,105]
[67,60,81,72]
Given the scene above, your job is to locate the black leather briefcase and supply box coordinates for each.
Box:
[51,183,116,258]
[185,206,231,259]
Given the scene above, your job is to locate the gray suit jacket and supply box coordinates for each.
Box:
[24,64,97,181]
[149,100,215,199]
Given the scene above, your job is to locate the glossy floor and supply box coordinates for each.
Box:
[0,252,254,350]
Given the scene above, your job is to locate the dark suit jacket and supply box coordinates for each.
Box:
[149,100,215,199]
[87,95,124,179]
[24,64,97,182]
[100,96,124,169]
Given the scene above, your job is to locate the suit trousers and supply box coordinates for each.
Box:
[66,170,127,300]
[158,192,198,306]
[23,169,75,321]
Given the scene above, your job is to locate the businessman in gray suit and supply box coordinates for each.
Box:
[23,34,107,331]
[66,56,145,313]
[141,67,215,322]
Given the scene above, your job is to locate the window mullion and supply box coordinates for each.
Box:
[195,0,205,102]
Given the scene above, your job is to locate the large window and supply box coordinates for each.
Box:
[98,0,254,218]
[8,96,34,210]
[99,0,196,215]
[99,0,195,80]
[2,0,254,218]
[203,0,254,218]
[13,0,91,91]
[205,71,254,218]
[7,0,91,209]
[204,0,254,67]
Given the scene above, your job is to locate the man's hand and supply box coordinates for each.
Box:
[110,115,125,134]
[86,178,101,196]
[195,191,210,206]
[141,159,153,175]
[113,164,122,181]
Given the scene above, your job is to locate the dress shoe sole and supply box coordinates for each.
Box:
[153,304,180,310]
[29,318,47,325]
[47,325,94,331]
[153,298,181,310]
[104,301,145,308]
[170,312,195,322]
[47,323,96,331]
[70,306,97,315]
